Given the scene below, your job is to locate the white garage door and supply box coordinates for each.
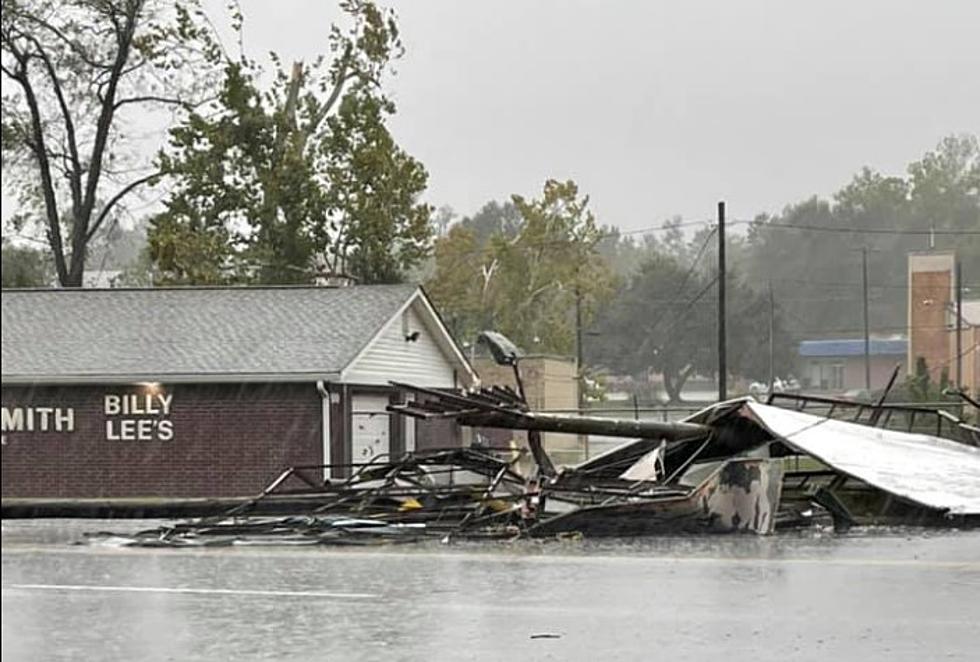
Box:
[351,394,391,463]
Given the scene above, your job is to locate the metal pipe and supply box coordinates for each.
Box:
[317,380,332,481]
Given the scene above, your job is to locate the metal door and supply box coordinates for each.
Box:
[351,394,391,463]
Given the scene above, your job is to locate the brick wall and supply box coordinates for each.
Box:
[1,382,321,498]
[908,253,955,383]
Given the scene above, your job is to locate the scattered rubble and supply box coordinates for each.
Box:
[85,392,979,548]
[80,333,980,547]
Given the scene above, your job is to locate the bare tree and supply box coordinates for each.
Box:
[1,0,219,286]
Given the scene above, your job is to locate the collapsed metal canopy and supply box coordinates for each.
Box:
[740,401,980,515]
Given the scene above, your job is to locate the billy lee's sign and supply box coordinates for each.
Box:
[1,391,174,442]
[105,393,174,441]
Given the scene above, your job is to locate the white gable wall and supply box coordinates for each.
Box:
[342,299,458,387]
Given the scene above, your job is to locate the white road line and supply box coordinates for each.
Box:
[4,583,377,599]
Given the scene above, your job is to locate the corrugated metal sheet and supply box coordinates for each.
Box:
[743,401,980,514]
[343,302,457,387]
[798,338,907,357]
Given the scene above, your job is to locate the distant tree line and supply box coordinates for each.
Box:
[426,135,979,403]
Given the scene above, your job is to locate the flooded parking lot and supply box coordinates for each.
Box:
[3,520,979,661]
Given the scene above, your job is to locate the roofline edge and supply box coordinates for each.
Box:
[1,371,343,386]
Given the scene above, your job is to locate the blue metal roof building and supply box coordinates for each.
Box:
[798,338,907,358]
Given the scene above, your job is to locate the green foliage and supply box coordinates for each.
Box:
[743,134,980,340]
[148,1,431,285]
[427,180,614,356]
[1,0,220,286]
[902,357,954,403]
[585,134,977,401]
[587,244,793,402]
[319,89,433,284]
[1,239,52,287]
[458,201,522,246]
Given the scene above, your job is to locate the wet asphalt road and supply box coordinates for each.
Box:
[2,520,978,662]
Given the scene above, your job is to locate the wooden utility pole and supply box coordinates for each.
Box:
[717,201,727,401]
[575,289,584,411]
[956,260,963,389]
[575,288,589,460]
[861,247,871,392]
[768,280,775,395]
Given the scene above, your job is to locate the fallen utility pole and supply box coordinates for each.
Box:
[388,382,711,442]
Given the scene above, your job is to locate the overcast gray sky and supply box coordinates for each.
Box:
[229,0,980,231]
[5,1,976,234]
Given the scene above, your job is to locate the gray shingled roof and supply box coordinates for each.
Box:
[1,285,418,383]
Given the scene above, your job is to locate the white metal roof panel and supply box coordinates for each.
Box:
[742,401,980,515]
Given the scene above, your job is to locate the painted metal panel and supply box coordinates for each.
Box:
[798,338,907,357]
[528,458,782,537]
[343,303,456,387]
[743,401,980,514]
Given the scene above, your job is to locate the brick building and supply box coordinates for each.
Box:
[1,285,475,498]
[908,252,956,383]
[907,251,979,395]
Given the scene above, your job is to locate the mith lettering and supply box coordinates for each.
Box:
[1,407,75,432]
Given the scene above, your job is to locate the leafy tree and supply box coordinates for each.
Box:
[588,244,793,403]
[458,200,522,247]
[588,252,714,402]
[597,222,675,281]
[427,180,614,356]
[907,134,980,266]
[425,223,488,338]
[147,1,432,285]
[1,0,219,286]
[743,135,980,343]
[1,238,51,286]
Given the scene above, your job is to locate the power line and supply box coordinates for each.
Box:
[615,220,713,236]
[773,277,980,292]
[742,220,980,236]
[656,274,721,339]
[643,227,718,338]
[437,219,717,260]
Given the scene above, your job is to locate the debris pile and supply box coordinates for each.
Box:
[85,338,980,547]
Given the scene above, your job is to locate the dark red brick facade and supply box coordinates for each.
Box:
[1,383,322,498]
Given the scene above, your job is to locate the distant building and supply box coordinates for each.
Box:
[798,337,907,393]
[956,301,980,395]
[473,355,583,465]
[907,251,978,395]
[908,252,956,383]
